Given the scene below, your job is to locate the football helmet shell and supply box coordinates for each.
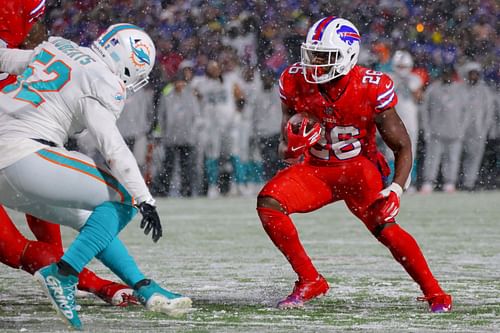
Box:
[301,16,361,84]
[392,50,414,76]
[92,23,156,93]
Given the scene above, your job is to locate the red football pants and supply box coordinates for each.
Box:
[258,157,443,296]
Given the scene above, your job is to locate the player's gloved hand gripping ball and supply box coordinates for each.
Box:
[286,113,322,158]
[137,201,162,242]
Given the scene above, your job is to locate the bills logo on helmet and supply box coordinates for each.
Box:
[129,38,151,68]
[336,25,360,45]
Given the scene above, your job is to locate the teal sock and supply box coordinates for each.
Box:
[62,202,137,273]
[388,159,395,183]
[248,161,264,183]
[230,155,245,184]
[411,159,418,184]
[205,158,219,185]
[96,237,145,287]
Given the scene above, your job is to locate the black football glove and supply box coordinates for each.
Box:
[137,202,162,243]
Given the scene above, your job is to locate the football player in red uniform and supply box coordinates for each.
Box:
[256,17,452,312]
[0,0,137,306]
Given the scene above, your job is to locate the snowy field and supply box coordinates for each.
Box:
[1,191,499,332]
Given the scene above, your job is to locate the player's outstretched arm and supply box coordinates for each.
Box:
[375,107,412,190]
[79,98,162,242]
[371,108,413,221]
[0,48,34,75]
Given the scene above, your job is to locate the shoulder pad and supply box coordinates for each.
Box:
[90,74,127,119]
[279,64,302,106]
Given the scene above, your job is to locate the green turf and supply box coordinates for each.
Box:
[1,191,499,332]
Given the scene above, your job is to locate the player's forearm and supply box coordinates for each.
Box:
[107,145,154,205]
[0,48,34,75]
[81,98,154,204]
[392,145,412,189]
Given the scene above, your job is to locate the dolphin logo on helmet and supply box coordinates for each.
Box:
[130,37,151,67]
[92,23,156,93]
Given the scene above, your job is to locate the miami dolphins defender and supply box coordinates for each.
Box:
[0,24,191,329]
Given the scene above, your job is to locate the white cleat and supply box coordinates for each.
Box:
[134,280,192,317]
[145,294,193,317]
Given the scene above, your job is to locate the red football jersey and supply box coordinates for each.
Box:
[0,0,45,88]
[279,63,398,165]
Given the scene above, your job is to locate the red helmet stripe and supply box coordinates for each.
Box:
[312,16,336,41]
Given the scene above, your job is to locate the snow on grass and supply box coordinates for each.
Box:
[0,191,499,332]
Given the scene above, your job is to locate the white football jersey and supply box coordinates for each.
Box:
[0,37,153,204]
[0,37,125,146]
[194,71,242,123]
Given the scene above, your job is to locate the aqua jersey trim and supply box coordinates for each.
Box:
[36,149,134,204]
[99,24,143,46]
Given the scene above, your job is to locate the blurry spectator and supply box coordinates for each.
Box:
[459,62,496,190]
[223,15,259,66]
[155,72,200,197]
[480,91,500,189]
[420,67,466,193]
[192,60,245,198]
[385,50,423,189]
[253,69,283,181]
[235,65,261,196]
[42,0,499,192]
[117,87,155,170]
[179,59,195,83]
[372,42,392,73]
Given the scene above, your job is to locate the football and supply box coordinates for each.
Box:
[288,113,319,135]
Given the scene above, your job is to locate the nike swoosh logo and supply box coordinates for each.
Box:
[291,145,306,152]
[386,82,392,88]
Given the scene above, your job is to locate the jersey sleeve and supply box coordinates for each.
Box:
[23,0,46,23]
[0,47,35,75]
[78,97,153,205]
[279,65,298,109]
[373,73,398,113]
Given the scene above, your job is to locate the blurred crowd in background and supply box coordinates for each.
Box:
[42,0,499,197]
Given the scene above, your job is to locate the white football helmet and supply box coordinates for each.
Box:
[301,17,361,84]
[92,23,156,93]
[392,50,414,76]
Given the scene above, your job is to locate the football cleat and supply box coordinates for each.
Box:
[277,275,329,309]
[96,282,139,307]
[34,263,82,330]
[134,279,192,316]
[418,293,453,313]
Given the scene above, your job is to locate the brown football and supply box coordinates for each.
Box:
[288,113,318,135]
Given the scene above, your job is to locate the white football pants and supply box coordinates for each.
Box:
[0,147,133,230]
